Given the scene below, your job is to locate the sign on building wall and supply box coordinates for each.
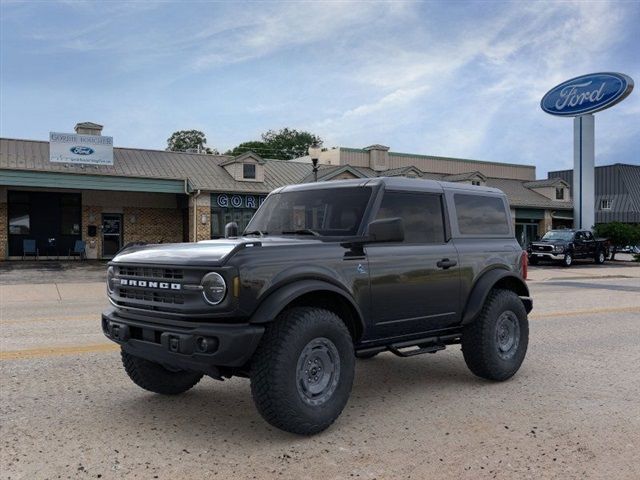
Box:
[213,193,266,209]
[49,132,114,166]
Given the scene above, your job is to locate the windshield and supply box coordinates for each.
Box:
[541,230,574,241]
[245,187,372,237]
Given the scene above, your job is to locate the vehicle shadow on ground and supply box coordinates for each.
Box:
[104,351,498,443]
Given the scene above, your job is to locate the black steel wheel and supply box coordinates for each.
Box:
[250,307,355,435]
[462,289,529,381]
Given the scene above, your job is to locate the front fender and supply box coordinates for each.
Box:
[462,268,531,325]
[248,279,365,330]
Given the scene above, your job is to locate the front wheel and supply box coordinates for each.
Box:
[121,350,203,395]
[562,253,573,267]
[595,250,606,264]
[250,307,355,435]
[462,289,529,381]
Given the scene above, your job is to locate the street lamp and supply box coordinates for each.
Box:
[308,144,322,182]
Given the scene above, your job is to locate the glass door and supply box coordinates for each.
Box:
[102,214,122,258]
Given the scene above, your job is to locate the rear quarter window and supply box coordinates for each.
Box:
[454,193,510,235]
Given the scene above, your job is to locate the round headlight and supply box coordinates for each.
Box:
[106,266,115,294]
[201,272,227,305]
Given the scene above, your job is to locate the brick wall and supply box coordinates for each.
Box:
[82,205,103,259]
[0,201,7,260]
[124,207,183,245]
[188,205,211,242]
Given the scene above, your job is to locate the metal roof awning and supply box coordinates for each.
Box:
[0,169,187,194]
[551,211,574,220]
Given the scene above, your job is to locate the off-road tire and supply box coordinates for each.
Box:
[121,349,203,395]
[250,307,355,435]
[595,250,606,264]
[462,289,529,381]
[562,253,573,267]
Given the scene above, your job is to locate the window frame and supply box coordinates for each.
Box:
[372,190,447,245]
[600,199,612,210]
[448,191,512,238]
[242,163,256,180]
[555,187,564,200]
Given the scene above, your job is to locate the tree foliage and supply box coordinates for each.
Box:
[226,128,322,160]
[593,222,640,260]
[167,130,217,154]
[225,141,268,157]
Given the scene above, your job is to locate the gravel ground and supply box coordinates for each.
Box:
[1,265,639,479]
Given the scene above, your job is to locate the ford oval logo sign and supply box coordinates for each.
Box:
[541,72,633,117]
[70,146,95,155]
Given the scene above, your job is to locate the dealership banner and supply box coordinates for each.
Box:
[49,132,114,165]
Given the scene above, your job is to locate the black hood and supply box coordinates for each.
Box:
[111,236,324,267]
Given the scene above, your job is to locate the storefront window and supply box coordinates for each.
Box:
[211,193,266,238]
[60,194,81,235]
[9,205,30,234]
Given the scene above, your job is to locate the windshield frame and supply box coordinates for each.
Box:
[243,183,381,239]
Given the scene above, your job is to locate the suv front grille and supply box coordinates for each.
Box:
[117,266,184,280]
[119,287,184,305]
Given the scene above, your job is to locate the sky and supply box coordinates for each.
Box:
[1,0,638,177]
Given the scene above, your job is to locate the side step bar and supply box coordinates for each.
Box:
[356,333,461,359]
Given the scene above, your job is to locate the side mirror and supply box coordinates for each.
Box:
[367,218,404,243]
[224,222,239,238]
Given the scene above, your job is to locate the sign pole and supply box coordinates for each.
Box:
[572,115,595,229]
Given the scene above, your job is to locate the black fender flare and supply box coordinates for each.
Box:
[461,269,532,325]
[248,279,365,334]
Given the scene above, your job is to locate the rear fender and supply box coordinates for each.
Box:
[462,269,532,325]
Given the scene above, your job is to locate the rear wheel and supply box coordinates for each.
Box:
[462,289,529,381]
[250,307,355,435]
[121,350,203,395]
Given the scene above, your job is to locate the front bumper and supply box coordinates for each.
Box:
[528,252,566,261]
[102,307,264,373]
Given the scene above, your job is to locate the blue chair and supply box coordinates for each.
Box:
[69,240,86,260]
[23,239,39,260]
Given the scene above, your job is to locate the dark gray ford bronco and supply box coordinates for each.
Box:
[102,177,532,435]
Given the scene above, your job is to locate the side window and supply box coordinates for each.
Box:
[584,232,593,241]
[575,232,583,241]
[374,191,445,243]
[454,194,510,235]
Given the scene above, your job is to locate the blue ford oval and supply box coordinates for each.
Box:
[541,72,634,117]
[70,146,95,155]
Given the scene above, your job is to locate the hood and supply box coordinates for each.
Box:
[531,238,569,246]
[112,236,324,267]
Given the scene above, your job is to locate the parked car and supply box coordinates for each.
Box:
[527,229,609,267]
[102,177,532,435]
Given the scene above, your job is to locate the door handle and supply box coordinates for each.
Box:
[437,258,457,269]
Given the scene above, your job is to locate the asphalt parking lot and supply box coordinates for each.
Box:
[1,260,639,479]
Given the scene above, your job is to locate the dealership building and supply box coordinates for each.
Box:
[1,122,576,260]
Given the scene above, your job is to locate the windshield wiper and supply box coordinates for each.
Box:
[281,229,321,237]
[244,230,267,237]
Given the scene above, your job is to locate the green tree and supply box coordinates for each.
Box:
[593,222,640,260]
[226,128,322,160]
[225,141,268,157]
[260,128,322,160]
[167,130,217,154]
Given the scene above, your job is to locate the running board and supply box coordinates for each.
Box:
[389,342,445,357]
[388,333,460,358]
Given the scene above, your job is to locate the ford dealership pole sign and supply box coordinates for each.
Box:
[541,72,634,230]
[49,132,114,166]
[541,72,634,117]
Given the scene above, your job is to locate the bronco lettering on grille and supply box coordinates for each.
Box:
[119,279,181,290]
